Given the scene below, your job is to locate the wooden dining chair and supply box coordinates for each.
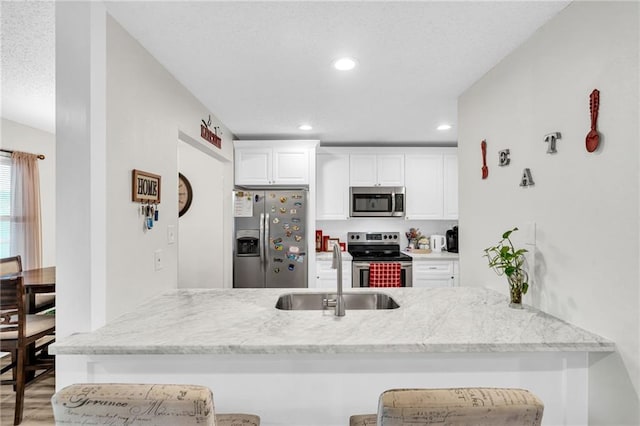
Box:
[0,255,55,313]
[0,255,22,275]
[0,275,56,425]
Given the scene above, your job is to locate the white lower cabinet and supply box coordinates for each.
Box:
[412,260,458,288]
[314,259,352,289]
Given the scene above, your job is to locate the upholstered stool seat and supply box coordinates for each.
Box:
[51,383,260,425]
[377,388,544,426]
[216,413,261,426]
[349,413,377,426]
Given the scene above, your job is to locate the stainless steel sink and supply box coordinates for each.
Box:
[275,292,400,311]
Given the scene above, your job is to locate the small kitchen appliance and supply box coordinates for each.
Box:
[349,187,405,217]
[446,226,458,253]
[347,232,413,287]
[233,189,308,288]
[430,235,447,253]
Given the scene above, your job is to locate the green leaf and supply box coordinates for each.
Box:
[522,282,529,294]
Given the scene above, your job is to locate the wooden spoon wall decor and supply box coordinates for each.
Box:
[481,140,488,179]
[586,89,600,152]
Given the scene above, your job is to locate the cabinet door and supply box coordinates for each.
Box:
[349,154,378,186]
[443,154,458,219]
[413,261,455,288]
[376,155,405,186]
[273,148,309,185]
[317,153,349,220]
[235,148,272,185]
[315,259,351,288]
[342,260,352,288]
[405,155,443,219]
[452,261,459,286]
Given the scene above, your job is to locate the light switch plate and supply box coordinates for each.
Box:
[154,249,163,271]
[167,225,176,245]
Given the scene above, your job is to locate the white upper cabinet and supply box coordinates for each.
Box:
[234,141,318,186]
[234,148,272,185]
[316,152,349,220]
[443,153,458,219]
[272,148,310,185]
[405,155,444,220]
[349,154,404,186]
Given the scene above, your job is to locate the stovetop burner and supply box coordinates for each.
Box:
[347,231,412,262]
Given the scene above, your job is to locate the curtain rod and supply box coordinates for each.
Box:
[0,149,45,160]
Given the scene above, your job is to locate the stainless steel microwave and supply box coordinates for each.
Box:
[349,186,405,217]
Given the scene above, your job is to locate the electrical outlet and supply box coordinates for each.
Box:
[167,225,176,245]
[154,249,163,271]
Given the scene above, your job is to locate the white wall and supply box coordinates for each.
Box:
[458,2,639,424]
[104,16,234,318]
[0,118,56,266]
[56,2,235,336]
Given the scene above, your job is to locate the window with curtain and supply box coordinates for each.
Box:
[0,153,11,258]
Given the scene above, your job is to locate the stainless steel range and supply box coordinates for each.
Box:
[347,232,413,287]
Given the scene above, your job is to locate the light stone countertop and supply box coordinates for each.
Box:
[403,251,460,260]
[316,251,352,261]
[50,287,613,356]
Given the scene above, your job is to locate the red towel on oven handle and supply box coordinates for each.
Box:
[369,263,401,287]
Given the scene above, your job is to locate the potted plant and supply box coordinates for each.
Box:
[483,227,529,308]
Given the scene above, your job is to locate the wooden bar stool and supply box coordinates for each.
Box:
[376,388,544,426]
[51,383,260,425]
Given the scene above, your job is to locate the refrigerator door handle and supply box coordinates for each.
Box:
[264,213,270,265]
[259,213,265,264]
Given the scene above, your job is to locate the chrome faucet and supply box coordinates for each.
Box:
[324,243,346,316]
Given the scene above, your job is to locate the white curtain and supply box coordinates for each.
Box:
[10,151,42,270]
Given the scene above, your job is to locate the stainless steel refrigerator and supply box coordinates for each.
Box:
[233,189,307,288]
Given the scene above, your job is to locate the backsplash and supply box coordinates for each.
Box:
[316,219,457,250]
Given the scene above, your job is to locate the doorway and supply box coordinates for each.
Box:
[177,140,224,288]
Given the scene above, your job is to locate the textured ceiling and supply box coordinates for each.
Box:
[1,1,55,134]
[1,1,570,143]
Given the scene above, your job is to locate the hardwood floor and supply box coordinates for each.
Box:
[0,356,55,426]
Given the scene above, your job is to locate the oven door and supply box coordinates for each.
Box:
[352,261,413,287]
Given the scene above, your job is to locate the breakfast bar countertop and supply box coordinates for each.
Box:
[50,287,614,355]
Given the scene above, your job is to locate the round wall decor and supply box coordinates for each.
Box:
[178,173,193,217]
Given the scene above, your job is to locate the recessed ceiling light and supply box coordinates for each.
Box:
[333,57,357,71]
[437,124,452,131]
[298,124,313,131]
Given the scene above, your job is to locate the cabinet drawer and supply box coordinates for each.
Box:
[413,261,454,275]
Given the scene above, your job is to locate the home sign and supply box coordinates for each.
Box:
[132,169,162,203]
